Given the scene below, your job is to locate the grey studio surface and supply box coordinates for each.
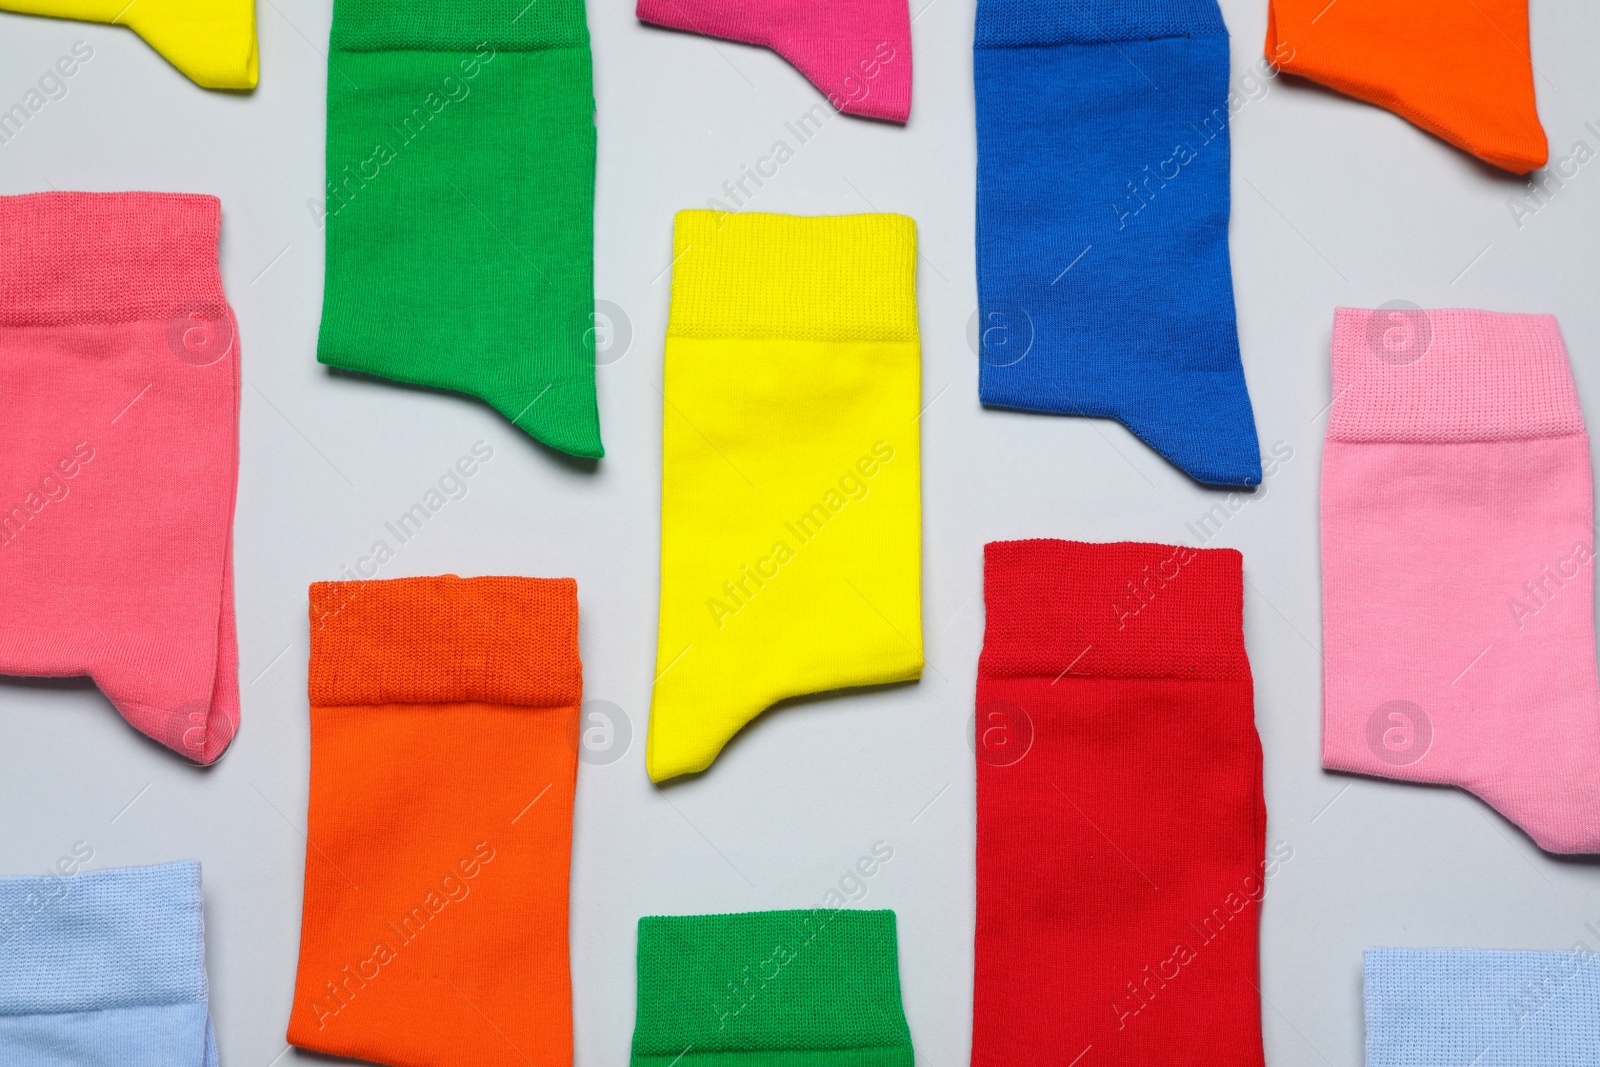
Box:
[3,0,1600,1064]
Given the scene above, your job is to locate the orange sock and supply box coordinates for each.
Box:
[287,574,581,1067]
[1266,0,1547,173]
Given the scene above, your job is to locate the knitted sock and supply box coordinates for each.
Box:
[0,192,241,765]
[0,0,257,89]
[1365,948,1600,1066]
[1266,0,1546,174]
[648,210,923,782]
[288,575,581,1066]
[1322,308,1600,853]
[636,0,911,122]
[318,0,602,458]
[973,0,1261,488]
[0,861,219,1067]
[631,909,915,1067]
[974,539,1267,1067]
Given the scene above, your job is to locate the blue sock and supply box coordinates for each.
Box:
[974,0,1262,487]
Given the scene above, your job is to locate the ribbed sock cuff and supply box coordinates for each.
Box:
[980,539,1249,680]
[0,861,207,1014]
[668,211,919,343]
[1328,307,1584,443]
[0,192,224,328]
[974,0,1224,47]
[308,575,581,707]
[331,0,588,50]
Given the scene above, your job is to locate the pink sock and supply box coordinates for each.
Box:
[1322,306,1600,853]
[0,192,241,764]
[636,0,912,122]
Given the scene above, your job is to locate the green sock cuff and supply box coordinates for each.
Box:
[331,0,589,51]
[631,910,915,1066]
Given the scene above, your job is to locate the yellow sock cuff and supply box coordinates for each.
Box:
[0,0,259,90]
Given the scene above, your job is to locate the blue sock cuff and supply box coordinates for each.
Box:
[975,0,1225,48]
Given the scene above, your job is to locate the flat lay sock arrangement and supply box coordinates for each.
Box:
[630,909,915,1067]
[1265,0,1547,173]
[1321,307,1600,854]
[972,0,1261,488]
[973,539,1267,1067]
[1364,947,1600,1066]
[0,861,219,1066]
[0,191,241,765]
[0,0,257,88]
[317,0,603,458]
[648,210,924,782]
[636,0,911,121]
[288,575,581,1066]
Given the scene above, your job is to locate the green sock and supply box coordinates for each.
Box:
[631,910,916,1067]
[319,0,603,457]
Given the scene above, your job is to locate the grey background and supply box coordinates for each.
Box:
[3,0,1600,1063]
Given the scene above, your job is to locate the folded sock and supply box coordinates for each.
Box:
[1322,308,1600,853]
[1266,0,1546,173]
[318,0,603,457]
[974,539,1268,1067]
[636,0,911,122]
[648,210,923,782]
[1365,947,1600,1066]
[0,191,241,764]
[288,574,581,1067]
[0,860,218,1067]
[973,0,1261,487]
[0,0,257,89]
[631,909,915,1067]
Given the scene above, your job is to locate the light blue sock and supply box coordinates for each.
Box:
[0,861,218,1067]
[1365,947,1600,1066]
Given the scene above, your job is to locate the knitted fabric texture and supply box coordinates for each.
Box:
[1266,0,1546,173]
[288,574,582,1066]
[0,0,256,89]
[0,191,241,765]
[974,539,1267,1067]
[0,860,219,1066]
[973,0,1261,487]
[1365,947,1600,1066]
[636,0,911,122]
[1322,307,1600,853]
[631,909,915,1067]
[648,210,923,782]
[318,0,602,457]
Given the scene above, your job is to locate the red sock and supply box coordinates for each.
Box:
[973,539,1269,1067]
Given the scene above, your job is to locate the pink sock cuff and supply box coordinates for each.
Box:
[1328,307,1585,443]
[0,192,225,328]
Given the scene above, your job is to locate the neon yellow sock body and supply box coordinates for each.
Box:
[649,210,924,782]
[1,0,257,89]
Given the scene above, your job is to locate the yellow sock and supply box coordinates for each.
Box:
[649,210,924,782]
[1,0,258,90]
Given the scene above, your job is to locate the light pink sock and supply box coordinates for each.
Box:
[636,0,912,122]
[0,192,241,764]
[1322,306,1600,853]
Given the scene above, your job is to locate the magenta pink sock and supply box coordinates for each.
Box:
[0,192,241,764]
[1322,306,1600,853]
[636,0,912,122]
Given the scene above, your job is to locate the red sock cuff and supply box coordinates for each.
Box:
[979,539,1248,681]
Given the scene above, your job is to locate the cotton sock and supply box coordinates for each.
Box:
[973,0,1261,488]
[631,909,915,1067]
[288,574,581,1066]
[0,861,219,1067]
[1266,0,1546,174]
[974,539,1268,1067]
[648,210,923,782]
[1322,307,1600,854]
[0,191,240,765]
[0,0,257,89]
[318,0,603,458]
[636,0,910,122]
[1365,948,1600,1066]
